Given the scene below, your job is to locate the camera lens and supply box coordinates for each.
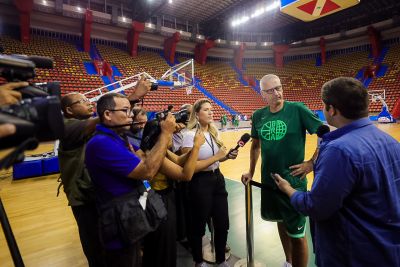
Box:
[150,82,158,91]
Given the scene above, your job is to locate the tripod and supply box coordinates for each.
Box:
[0,138,38,267]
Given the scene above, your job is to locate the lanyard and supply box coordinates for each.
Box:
[204,133,215,156]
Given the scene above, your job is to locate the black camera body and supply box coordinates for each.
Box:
[0,54,64,150]
[0,96,64,149]
[140,107,189,151]
[0,54,60,99]
[155,108,188,123]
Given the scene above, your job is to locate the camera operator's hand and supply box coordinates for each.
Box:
[130,76,151,101]
[174,122,186,133]
[0,123,16,138]
[160,113,176,135]
[193,129,205,148]
[0,81,27,106]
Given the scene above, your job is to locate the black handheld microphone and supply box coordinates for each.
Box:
[233,133,251,150]
[316,125,330,138]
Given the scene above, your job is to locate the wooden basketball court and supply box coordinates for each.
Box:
[0,123,399,266]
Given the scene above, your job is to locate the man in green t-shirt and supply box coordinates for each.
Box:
[242,74,322,267]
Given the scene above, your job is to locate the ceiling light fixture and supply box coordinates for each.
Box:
[231,0,280,27]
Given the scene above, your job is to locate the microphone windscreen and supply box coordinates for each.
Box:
[237,133,251,147]
[241,133,251,142]
[27,56,54,69]
[316,125,330,138]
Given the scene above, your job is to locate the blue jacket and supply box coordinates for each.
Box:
[291,118,400,267]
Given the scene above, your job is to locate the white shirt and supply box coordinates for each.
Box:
[172,128,187,153]
[182,130,220,171]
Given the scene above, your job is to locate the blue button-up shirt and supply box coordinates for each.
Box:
[291,118,400,267]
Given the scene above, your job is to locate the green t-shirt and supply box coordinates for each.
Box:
[58,118,95,206]
[251,101,322,189]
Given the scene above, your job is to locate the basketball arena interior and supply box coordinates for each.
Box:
[0,0,400,266]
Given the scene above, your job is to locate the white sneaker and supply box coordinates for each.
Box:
[194,262,208,267]
[282,262,292,267]
[217,261,230,267]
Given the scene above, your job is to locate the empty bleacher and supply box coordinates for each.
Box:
[2,34,399,118]
[243,50,392,112]
[97,45,229,119]
[1,36,104,96]
[188,59,265,118]
[367,44,400,112]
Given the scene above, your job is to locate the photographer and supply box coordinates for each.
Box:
[85,92,176,267]
[126,107,148,147]
[58,77,151,267]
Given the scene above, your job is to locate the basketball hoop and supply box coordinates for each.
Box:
[368,89,385,103]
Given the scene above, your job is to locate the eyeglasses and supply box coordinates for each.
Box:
[108,109,133,117]
[68,98,90,107]
[261,85,283,94]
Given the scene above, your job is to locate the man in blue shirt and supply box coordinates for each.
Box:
[274,77,400,267]
[85,92,176,267]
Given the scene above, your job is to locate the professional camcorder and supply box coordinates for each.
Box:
[0,54,64,150]
[140,107,189,151]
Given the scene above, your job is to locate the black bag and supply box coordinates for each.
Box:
[98,188,167,246]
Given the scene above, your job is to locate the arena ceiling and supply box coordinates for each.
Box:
[78,0,400,42]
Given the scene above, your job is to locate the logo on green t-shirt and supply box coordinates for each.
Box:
[260,120,287,141]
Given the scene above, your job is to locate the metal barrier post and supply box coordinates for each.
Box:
[246,182,254,266]
[234,181,265,267]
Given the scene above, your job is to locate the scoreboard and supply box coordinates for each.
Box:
[281,0,360,21]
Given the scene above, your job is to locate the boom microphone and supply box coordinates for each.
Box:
[233,133,251,150]
[316,125,330,138]
[11,54,54,69]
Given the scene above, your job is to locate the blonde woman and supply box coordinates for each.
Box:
[182,99,238,267]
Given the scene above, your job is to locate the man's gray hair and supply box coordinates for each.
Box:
[260,74,280,90]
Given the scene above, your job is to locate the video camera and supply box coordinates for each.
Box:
[140,107,189,151]
[0,54,64,151]
[0,54,61,98]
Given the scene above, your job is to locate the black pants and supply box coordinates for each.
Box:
[143,187,177,267]
[71,204,106,267]
[104,243,141,267]
[175,181,192,242]
[189,169,229,264]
